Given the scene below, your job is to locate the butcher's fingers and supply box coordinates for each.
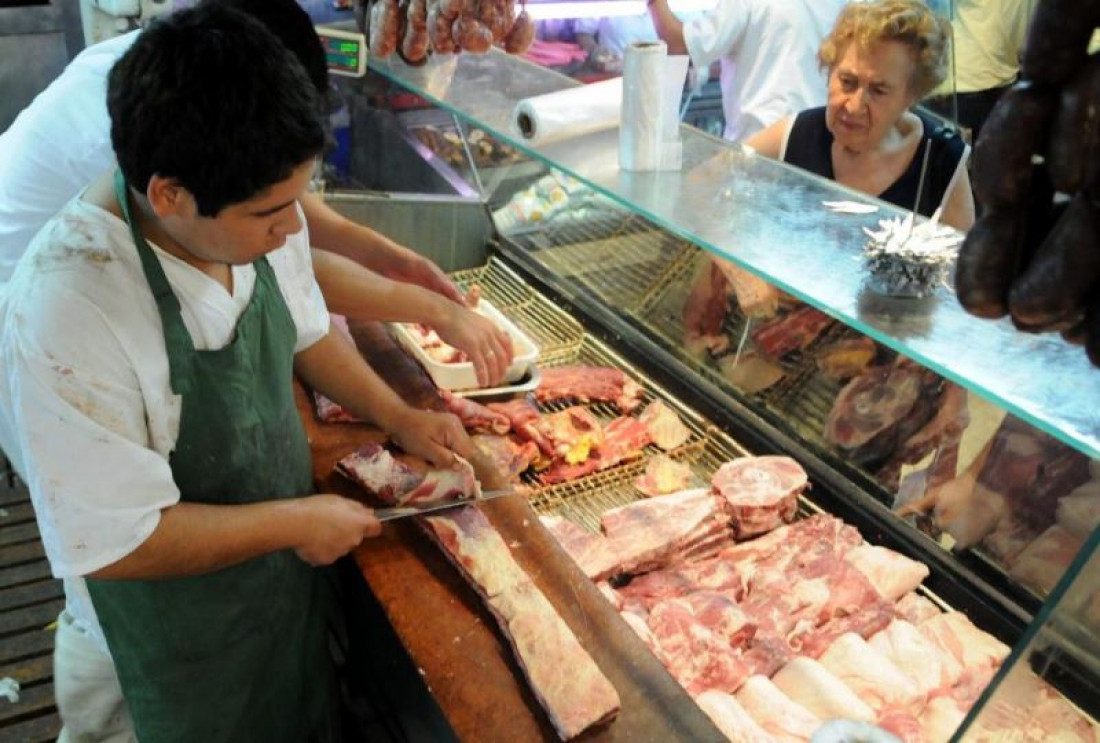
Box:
[293,494,380,566]
[391,409,475,466]
[435,307,514,387]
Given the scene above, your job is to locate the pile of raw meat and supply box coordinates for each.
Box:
[542,457,1097,742]
[336,443,621,740]
[368,0,533,63]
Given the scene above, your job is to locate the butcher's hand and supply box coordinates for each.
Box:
[384,246,466,305]
[295,494,381,565]
[389,407,475,468]
[434,303,515,386]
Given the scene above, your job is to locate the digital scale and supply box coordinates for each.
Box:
[315,23,368,78]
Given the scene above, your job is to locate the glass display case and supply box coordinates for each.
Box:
[325,46,1098,741]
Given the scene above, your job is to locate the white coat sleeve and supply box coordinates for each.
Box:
[683,0,750,69]
[267,202,331,353]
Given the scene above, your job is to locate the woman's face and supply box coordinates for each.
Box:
[826,40,920,152]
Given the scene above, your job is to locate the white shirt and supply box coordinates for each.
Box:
[933,0,1037,95]
[0,196,329,652]
[0,31,139,285]
[683,0,845,141]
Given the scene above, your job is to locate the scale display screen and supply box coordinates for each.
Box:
[316,27,367,77]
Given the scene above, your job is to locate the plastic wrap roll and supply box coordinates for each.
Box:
[620,41,667,171]
[510,78,623,146]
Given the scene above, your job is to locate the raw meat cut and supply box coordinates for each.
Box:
[440,390,510,434]
[619,557,745,607]
[471,434,538,483]
[874,382,969,491]
[719,353,786,394]
[635,454,696,497]
[823,362,923,461]
[638,399,692,451]
[718,514,862,588]
[539,515,622,581]
[647,597,750,694]
[653,592,755,650]
[538,457,601,485]
[918,613,1009,673]
[872,712,921,743]
[487,398,552,458]
[894,593,941,625]
[868,619,964,695]
[536,366,644,413]
[787,602,896,659]
[1057,479,1100,538]
[771,656,876,723]
[713,258,781,319]
[815,336,878,381]
[735,675,821,742]
[313,391,361,423]
[336,443,480,506]
[423,507,620,739]
[844,545,930,602]
[683,258,734,350]
[1008,525,1084,595]
[981,514,1039,567]
[600,488,731,576]
[919,696,965,742]
[537,406,604,463]
[739,635,795,679]
[711,457,807,539]
[817,633,922,712]
[596,416,653,469]
[751,306,835,359]
[694,689,777,743]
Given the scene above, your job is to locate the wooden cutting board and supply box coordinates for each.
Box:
[300,321,724,742]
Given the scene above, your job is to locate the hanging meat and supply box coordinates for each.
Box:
[369,0,534,58]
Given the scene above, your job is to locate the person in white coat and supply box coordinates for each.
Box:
[0,0,513,386]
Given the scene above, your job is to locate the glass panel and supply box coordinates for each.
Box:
[957,529,1100,740]
[359,50,1100,461]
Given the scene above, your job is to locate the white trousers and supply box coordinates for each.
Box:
[53,610,135,743]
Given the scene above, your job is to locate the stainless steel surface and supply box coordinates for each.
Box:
[455,363,541,401]
[375,488,520,521]
[367,48,1100,460]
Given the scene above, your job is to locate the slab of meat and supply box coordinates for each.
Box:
[635,454,696,497]
[868,619,964,695]
[735,675,821,742]
[600,488,731,576]
[618,556,745,608]
[843,545,930,602]
[440,390,510,434]
[817,633,922,712]
[487,397,552,457]
[596,416,652,468]
[894,593,942,625]
[787,602,896,659]
[751,306,835,359]
[823,362,923,463]
[713,258,781,319]
[693,690,777,743]
[536,365,644,413]
[981,513,1040,567]
[874,382,969,491]
[711,457,807,539]
[537,406,604,463]
[423,507,620,739]
[815,336,878,381]
[647,597,752,694]
[771,656,876,723]
[918,613,1009,675]
[539,515,622,581]
[538,457,602,485]
[1008,524,1085,595]
[312,391,361,423]
[718,514,862,588]
[638,399,692,451]
[336,443,481,506]
[471,434,538,483]
[653,592,755,650]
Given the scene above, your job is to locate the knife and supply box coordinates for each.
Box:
[374,489,521,522]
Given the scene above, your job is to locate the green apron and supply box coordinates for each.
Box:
[85,170,335,743]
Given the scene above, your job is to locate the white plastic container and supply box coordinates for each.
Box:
[391,298,539,391]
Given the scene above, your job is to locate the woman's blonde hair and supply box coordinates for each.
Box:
[818,0,952,98]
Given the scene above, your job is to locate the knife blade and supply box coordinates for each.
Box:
[375,489,520,522]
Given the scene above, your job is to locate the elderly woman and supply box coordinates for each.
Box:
[747,0,975,230]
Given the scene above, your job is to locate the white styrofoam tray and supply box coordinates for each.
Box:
[391,298,539,391]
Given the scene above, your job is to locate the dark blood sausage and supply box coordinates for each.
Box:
[955,209,1026,319]
[452,14,493,52]
[971,82,1055,210]
[401,0,430,62]
[1009,194,1100,330]
[503,8,534,54]
[369,0,401,58]
[1021,0,1100,84]
[1047,54,1100,194]
[478,0,510,42]
[427,4,456,53]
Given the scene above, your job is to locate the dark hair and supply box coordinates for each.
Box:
[108,3,326,216]
[219,0,329,96]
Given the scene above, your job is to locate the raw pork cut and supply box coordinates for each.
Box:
[540,515,622,581]
[918,613,1009,673]
[817,633,922,712]
[711,457,806,539]
[471,434,538,483]
[638,399,692,451]
[537,406,604,463]
[894,593,941,625]
[823,362,923,461]
[635,454,696,497]
[787,602,896,659]
[873,711,922,743]
[423,507,621,739]
[595,416,652,469]
[1008,525,1084,595]
[313,391,361,423]
[868,619,964,695]
[651,592,755,650]
[771,657,876,723]
[336,443,480,506]
[735,675,821,742]
[406,323,466,363]
[536,366,644,413]
[694,690,777,743]
[487,398,552,457]
[441,390,510,434]
[647,597,750,694]
[751,306,835,359]
[683,257,734,353]
[844,545,930,602]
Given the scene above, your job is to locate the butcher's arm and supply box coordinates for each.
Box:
[89,495,379,579]
[744,116,791,160]
[648,0,687,54]
[311,250,512,385]
[294,329,474,466]
[301,193,464,303]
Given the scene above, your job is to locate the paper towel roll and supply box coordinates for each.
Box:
[511,78,623,146]
[620,41,667,172]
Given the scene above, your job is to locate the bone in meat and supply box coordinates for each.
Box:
[638,399,692,451]
[471,434,538,483]
[693,690,777,743]
[844,545,930,602]
[751,306,834,359]
[335,443,481,506]
[735,675,821,743]
[711,457,806,539]
[539,515,622,581]
[487,397,552,457]
[536,365,644,413]
[440,390,511,434]
[771,656,876,723]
